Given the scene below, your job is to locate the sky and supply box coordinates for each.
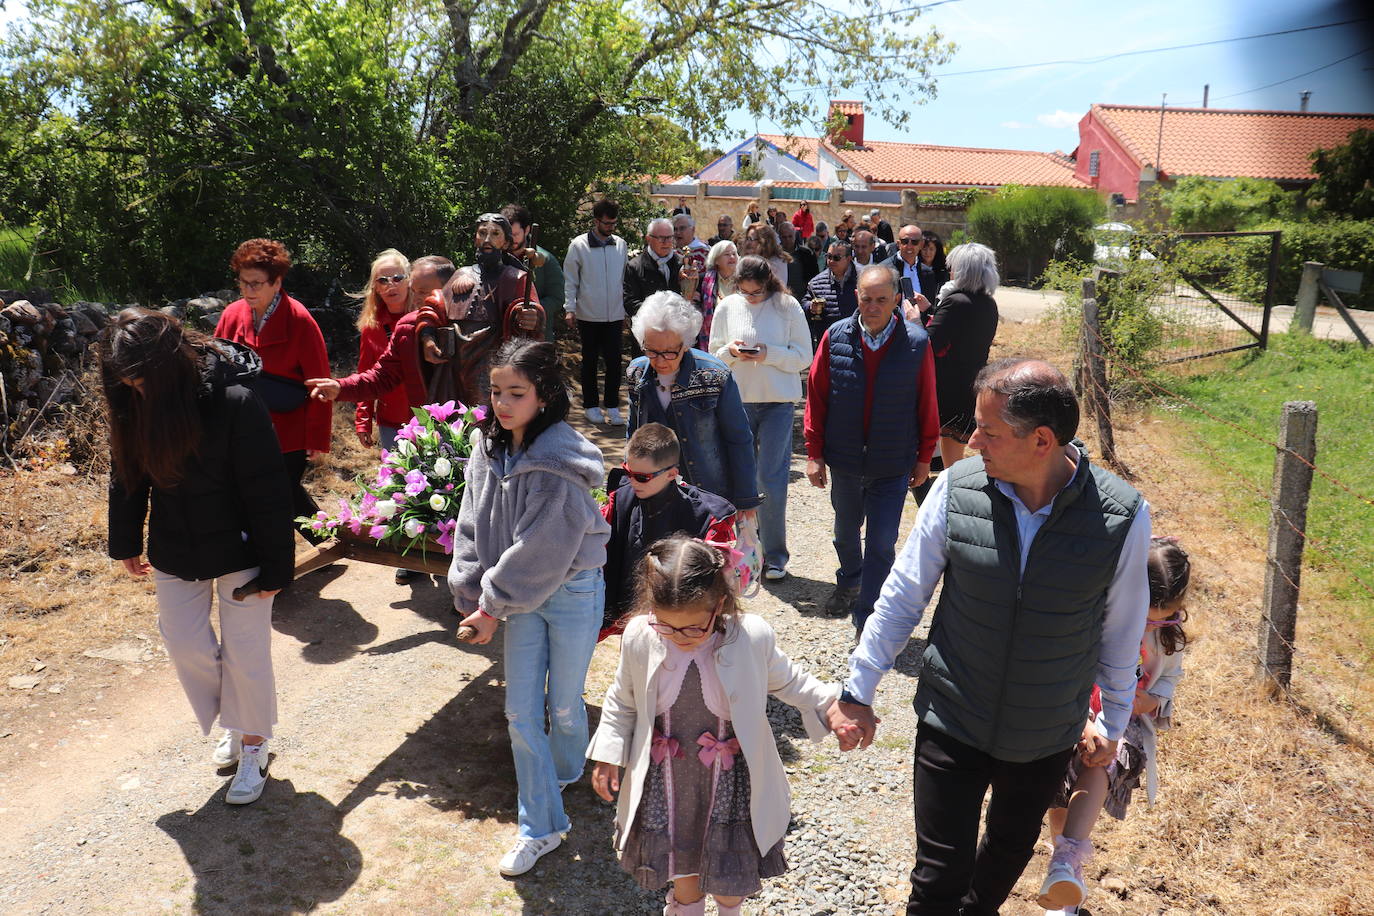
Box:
[724,0,1374,153]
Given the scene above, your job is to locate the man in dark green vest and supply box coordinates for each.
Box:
[825,358,1152,916]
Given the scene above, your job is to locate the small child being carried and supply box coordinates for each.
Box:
[1037,536,1193,914]
[588,535,857,915]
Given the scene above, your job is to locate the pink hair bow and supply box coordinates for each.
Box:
[704,537,744,569]
[651,730,684,764]
[696,732,741,771]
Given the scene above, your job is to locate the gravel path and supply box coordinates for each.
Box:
[0,416,1057,915]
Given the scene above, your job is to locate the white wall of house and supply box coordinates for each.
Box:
[697,137,820,183]
[816,146,869,190]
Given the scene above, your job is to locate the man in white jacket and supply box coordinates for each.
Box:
[564,198,630,425]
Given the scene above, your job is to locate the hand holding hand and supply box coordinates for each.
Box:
[306,378,341,402]
[826,699,880,751]
[459,609,500,645]
[592,762,621,802]
[120,556,151,578]
[1077,722,1117,768]
[806,459,827,489]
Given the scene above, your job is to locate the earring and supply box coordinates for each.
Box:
[538,406,545,414]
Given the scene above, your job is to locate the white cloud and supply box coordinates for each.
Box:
[1001,120,1034,129]
[1036,110,1080,129]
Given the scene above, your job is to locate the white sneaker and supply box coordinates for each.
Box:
[605,407,626,425]
[1037,855,1085,910]
[225,741,270,805]
[584,407,605,424]
[211,730,241,766]
[498,829,563,876]
[764,565,788,581]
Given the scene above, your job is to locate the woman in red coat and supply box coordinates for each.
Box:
[215,238,332,542]
[350,248,416,451]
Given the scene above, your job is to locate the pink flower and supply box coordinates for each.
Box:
[470,406,488,422]
[358,492,378,519]
[435,519,457,554]
[375,465,396,487]
[395,417,424,442]
[336,498,354,524]
[368,524,388,540]
[347,517,364,535]
[404,469,428,496]
[425,400,460,423]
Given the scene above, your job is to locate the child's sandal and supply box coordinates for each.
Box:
[663,889,706,916]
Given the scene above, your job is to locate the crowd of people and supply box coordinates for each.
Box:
[101,197,1191,916]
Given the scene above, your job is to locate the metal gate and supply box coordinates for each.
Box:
[1140,230,1283,364]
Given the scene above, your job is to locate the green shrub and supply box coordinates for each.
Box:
[967,186,1102,285]
[1162,176,1295,231]
[1041,257,1171,386]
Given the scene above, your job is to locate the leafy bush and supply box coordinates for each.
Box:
[1042,257,1171,386]
[967,186,1102,285]
[1309,128,1374,220]
[917,189,987,208]
[1162,176,1295,231]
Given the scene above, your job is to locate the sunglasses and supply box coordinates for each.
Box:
[898,238,922,245]
[621,461,677,484]
[826,254,845,261]
[647,606,719,639]
[375,273,407,285]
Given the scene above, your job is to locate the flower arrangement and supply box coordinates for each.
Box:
[298,400,484,555]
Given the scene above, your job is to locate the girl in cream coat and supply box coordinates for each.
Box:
[589,536,846,916]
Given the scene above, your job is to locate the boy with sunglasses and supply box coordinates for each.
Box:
[599,423,736,641]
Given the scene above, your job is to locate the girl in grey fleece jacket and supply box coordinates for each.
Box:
[446,339,611,877]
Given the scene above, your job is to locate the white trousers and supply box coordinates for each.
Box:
[154,567,277,738]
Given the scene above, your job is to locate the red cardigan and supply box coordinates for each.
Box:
[354,309,415,438]
[214,294,332,454]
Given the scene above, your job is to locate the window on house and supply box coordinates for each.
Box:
[1089,150,1100,177]
[737,153,752,172]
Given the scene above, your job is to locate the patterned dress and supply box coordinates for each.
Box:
[619,638,786,896]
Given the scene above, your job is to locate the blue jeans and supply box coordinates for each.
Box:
[378,424,400,452]
[830,468,908,629]
[503,567,603,837]
[744,402,796,569]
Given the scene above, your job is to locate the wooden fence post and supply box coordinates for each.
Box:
[1080,274,1123,473]
[1257,400,1318,696]
[1293,261,1323,333]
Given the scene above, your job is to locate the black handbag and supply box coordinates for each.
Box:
[247,370,309,413]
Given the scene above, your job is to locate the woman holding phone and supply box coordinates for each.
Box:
[708,255,812,581]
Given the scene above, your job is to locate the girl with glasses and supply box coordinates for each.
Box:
[589,535,853,916]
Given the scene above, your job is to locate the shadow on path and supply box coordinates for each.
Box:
[156,778,361,914]
[271,564,379,665]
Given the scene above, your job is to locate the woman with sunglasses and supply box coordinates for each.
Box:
[348,249,413,451]
[709,255,813,581]
[215,238,331,541]
[589,535,852,916]
[625,292,760,521]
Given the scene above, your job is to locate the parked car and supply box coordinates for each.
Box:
[1093,222,1157,264]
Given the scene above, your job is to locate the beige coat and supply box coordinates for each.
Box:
[587,613,839,854]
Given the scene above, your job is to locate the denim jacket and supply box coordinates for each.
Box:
[625,348,761,510]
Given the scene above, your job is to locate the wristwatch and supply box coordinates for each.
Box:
[839,688,870,707]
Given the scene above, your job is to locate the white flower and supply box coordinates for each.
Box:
[403,518,425,539]
[429,494,447,512]
[373,499,398,520]
[394,438,416,457]
[433,457,452,478]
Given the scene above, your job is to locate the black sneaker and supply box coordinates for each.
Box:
[394,568,413,585]
[824,585,859,618]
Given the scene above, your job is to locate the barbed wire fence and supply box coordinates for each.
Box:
[1073,270,1374,755]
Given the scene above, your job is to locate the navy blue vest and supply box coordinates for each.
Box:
[822,315,929,478]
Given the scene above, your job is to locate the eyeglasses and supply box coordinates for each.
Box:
[898,238,922,245]
[237,278,273,291]
[375,273,407,286]
[647,234,675,241]
[595,217,618,226]
[643,346,683,361]
[738,286,768,299]
[826,254,845,262]
[647,606,719,639]
[621,461,677,484]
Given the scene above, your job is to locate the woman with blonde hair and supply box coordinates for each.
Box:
[349,248,413,451]
[750,225,792,287]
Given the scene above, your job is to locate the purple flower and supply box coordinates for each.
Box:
[375,465,396,487]
[435,519,457,554]
[470,406,488,422]
[404,468,428,496]
[358,492,378,519]
[368,524,388,540]
[395,417,424,442]
[336,498,354,524]
[426,400,460,423]
[347,517,364,535]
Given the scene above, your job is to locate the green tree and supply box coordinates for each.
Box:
[1161,176,1295,231]
[967,186,1102,285]
[1309,128,1374,220]
[0,0,955,301]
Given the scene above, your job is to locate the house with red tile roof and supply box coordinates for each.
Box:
[1073,103,1374,203]
[687,101,1085,192]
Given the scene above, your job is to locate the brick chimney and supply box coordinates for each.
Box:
[827,100,865,148]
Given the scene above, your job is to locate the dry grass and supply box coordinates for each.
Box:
[2,324,1372,913]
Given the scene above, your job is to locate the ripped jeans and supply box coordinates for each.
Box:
[503,567,604,838]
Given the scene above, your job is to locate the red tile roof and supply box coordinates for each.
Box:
[1090,104,1374,180]
[829,100,865,116]
[829,142,1087,188]
[757,133,823,167]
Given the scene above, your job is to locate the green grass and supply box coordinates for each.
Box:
[0,225,127,303]
[1160,332,1374,642]
[0,225,38,288]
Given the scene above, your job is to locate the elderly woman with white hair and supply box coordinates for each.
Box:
[917,241,1001,467]
[696,239,739,349]
[624,291,760,515]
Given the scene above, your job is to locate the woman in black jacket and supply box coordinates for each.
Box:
[103,309,293,806]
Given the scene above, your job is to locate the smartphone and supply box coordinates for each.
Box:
[899,276,915,301]
[738,345,761,355]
